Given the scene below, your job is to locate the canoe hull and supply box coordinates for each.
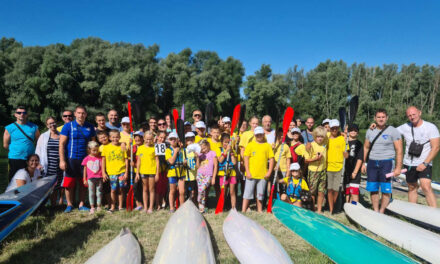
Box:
[387,199,440,230]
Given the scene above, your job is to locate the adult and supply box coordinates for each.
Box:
[59,106,96,212]
[149,116,158,133]
[36,117,64,205]
[3,106,40,182]
[57,110,73,132]
[191,109,203,132]
[6,154,43,192]
[286,121,297,142]
[106,109,122,131]
[157,118,168,133]
[362,109,402,213]
[262,115,276,144]
[302,117,315,145]
[238,116,260,158]
[95,112,109,133]
[296,118,302,127]
[397,106,439,207]
[165,114,172,132]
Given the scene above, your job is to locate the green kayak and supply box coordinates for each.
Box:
[272,200,417,264]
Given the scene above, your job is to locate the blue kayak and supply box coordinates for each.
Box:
[272,200,417,264]
[0,176,56,242]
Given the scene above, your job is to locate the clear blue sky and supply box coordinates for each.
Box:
[1,0,439,76]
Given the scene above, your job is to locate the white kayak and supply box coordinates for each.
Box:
[387,199,440,230]
[223,209,292,264]
[397,174,440,192]
[85,228,141,264]
[152,200,216,264]
[345,202,440,263]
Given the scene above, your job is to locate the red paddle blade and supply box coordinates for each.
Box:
[172,109,179,130]
[267,186,275,213]
[282,107,294,142]
[127,102,134,133]
[215,188,225,214]
[126,186,134,211]
[230,104,241,137]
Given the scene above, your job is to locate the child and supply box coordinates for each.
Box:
[304,126,328,213]
[216,133,238,209]
[132,131,144,211]
[185,132,200,204]
[155,131,169,210]
[195,121,207,143]
[97,130,112,209]
[166,132,187,212]
[279,163,309,207]
[82,141,103,214]
[136,131,159,213]
[207,125,222,199]
[272,127,292,193]
[242,126,274,213]
[101,129,129,212]
[344,124,363,203]
[326,119,349,213]
[196,140,218,213]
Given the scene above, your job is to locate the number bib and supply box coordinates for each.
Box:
[155,143,166,156]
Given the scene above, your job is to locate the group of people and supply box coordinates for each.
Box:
[2,104,438,215]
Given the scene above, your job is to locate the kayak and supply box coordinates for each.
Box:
[152,200,215,264]
[345,201,440,263]
[397,174,440,192]
[273,199,416,264]
[0,176,56,242]
[85,228,141,264]
[387,198,440,230]
[223,209,292,264]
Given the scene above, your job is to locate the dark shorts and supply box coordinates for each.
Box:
[404,165,432,183]
[366,160,392,193]
[8,159,27,182]
[185,180,197,192]
[169,176,185,184]
[65,158,83,178]
[141,174,155,179]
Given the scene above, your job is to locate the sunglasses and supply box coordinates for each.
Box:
[16,111,27,115]
[158,123,166,126]
[193,114,202,117]
[63,115,73,118]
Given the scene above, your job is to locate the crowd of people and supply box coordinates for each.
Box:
[2,104,438,215]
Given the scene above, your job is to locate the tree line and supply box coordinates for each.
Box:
[1,37,439,128]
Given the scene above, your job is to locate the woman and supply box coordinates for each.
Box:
[6,154,43,191]
[35,116,63,205]
[286,121,297,142]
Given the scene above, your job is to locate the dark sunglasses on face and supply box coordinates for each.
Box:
[63,115,73,118]
[193,114,201,117]
[16,111,27,115]
[158,123,166,126]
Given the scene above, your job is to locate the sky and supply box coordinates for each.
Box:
[1,0,439,76]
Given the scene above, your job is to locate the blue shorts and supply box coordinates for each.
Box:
[109,173,127,191]
[169,176,185,184]
[366,160,393,193]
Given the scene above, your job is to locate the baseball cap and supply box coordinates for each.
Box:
[222,117,231,123]
[291,128,301,134]
[329,119,340,128]
[184,121,191,126]
[134,131,144,136]
[348,124,359,132]
[185,132,195,138]
[322,118,331,125]
[168,132,178,139]
[290,163,300,171]
[254,126,264,135]
[121,117,130,124]
[195,121,206,129]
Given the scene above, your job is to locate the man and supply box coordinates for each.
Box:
[3,106,40,181]
[57,110,73,132]
[149,116,158,133]
[302,117,315,145]
[262,115,275,144]
[59,106,96,213]
[397,106,439,207]
[106,109,122,131]
[191,109,203,132]
[95,112,109,133]
[362,109,402,213]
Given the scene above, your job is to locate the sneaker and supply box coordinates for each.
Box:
[64,205,73,213]
[78,206,90,212]
[169,209,175,213]
[135,206,143,211]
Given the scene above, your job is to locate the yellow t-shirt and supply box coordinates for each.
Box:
[98,143,108,153]
[327,136,348,172]
[119,132,131,146]
[293,143,306,157]
[282,177,309,191]
[217,147,237,176]
[186,151,197,181]
[195,135,206,143]
[239,130,256,149]
[304,142,327,172]
[274,143,292,172]
[102,144,127,175]
[57,125,64,132]
[165,147,186,177]
[136,145,157,175]
[244,141,274,179]
[207,138,222,152]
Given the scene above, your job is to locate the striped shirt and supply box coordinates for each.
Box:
[47,137,61,176]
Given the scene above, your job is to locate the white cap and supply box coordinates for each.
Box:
[254,126,264,135]
[291,128,301,134]
[322,118,331,125]
[222,116,231,123]
[121,117,130,124]
[185,132,195,138]
[184,121,191,126]
[134,131,144,136]
[168,131,178,139]
[290,163,300,171]
[195,121,206,129]
[329,119,340,128]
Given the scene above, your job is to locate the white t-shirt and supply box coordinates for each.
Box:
[6,168,42,192]
[265,130,276,144]
[397,120,440,166]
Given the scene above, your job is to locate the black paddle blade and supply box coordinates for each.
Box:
[349,96,359,125]
[238,104,246,130]
[333,187,345,214]
[205,102,214,125]
[177,119,185,143]
[338,107,346,130]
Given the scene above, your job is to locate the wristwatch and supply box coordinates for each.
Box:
[423,162,429,167]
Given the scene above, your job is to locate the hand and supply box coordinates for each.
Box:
[135,174,140,182]
[264,173,271,180]
[416,163,427,172]
[130,161,135,167]
[124,173,128,181]
[351,172,357,179]
[175,146,181,152]
[361,164,367,174]
[393,168,401,177]
[246,172,252,180]
[211,177,216,185]
[226,144,232,152]
[103,173,109,182]
[83,179,88,186]
[369,123,376,130]
[315,153,322,161]
[60,160,67,171]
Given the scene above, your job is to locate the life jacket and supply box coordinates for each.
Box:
[286,177,302,199]
[290,142,302,163]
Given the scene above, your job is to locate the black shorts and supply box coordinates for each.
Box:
[404,165,432,183]
[185,180,197,192]
[65,158,83,178]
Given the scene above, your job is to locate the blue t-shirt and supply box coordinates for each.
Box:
[5,122,38,160]
[105,122,122,131]
[61,120,96,160]
[301,130,314,143]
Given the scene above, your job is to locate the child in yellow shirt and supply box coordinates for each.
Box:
[165,132,187,212]
[279,163,309,207]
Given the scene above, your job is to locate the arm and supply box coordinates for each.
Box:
[155,156,160,182]
[3,129,10,151]
[34,129,40,142]
[59,135,68,170]
[124,158,129,180]
[102,157,108,181]
[244,156,251,179]
[361,139,370,174]
[417,137,440,171]
[231,152,237,165]
[352,159,363,179]
[393,139,403,176]
[83,166,88,185]
[15,179,27,188]
[167,148,180,165]
[211,156,218,185]
[266,158,275,178]
[136,154,141,181]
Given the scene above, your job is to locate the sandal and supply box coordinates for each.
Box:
[135,206,143,211]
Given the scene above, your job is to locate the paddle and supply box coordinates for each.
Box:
[348,96,359,125]
[215,104,240,214]
[181,104,185,121]
[126,101,134,211]
[267,107,294,213]
[172,109,179,131]
[171,108,180,209]
[205,102,214,135]
[177,119,189,181]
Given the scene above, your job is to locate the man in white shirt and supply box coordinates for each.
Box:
[397,106,439,207]
[262,115,275,144]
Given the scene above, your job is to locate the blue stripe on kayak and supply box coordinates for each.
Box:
[0,207,33,241]
[0,201,21,217]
